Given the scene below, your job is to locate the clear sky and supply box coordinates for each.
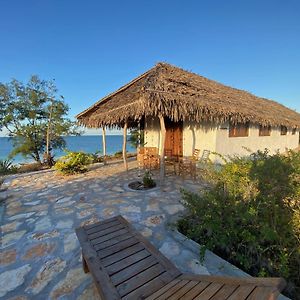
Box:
[0,0,299,136]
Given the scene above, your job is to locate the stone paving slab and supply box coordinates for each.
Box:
[0,160,272,299]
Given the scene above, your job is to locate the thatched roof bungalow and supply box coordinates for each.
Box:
[77,63,300,170]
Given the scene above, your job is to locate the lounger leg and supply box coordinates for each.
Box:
[82,253,89,273]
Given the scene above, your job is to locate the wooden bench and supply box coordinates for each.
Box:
[76,215,286,300]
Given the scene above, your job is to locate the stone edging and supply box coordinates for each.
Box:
[123,182,161,193]
[169,228,289,300]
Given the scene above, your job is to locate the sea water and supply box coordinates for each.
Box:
[0,135,136,164]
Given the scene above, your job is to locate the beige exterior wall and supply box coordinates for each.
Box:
[182,121,217,157]
[144,117,299,160]
[215,123,299,158]
[144,117,161,152]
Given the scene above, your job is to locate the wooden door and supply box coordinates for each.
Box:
[164,118,183,157]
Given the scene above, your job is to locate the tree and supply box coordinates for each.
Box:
[0,76,81,164]
[128,128,144,149]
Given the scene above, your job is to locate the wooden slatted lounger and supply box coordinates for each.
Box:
[76,215,286,300]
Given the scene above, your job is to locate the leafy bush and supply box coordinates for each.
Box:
[89,151,103,163]
[142,171,156,188]
[54,151,93,175]
[114,150,123,158]
[178,150,300,299]
[0,159,18,175]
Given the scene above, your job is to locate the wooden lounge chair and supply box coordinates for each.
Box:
[76,215,286,300]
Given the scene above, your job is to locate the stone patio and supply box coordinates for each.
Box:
[0,160,245,299]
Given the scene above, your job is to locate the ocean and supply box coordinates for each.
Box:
[0,135,136,164]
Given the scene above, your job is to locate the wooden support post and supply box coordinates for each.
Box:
[102,127,107,165]
[123,122,128,171]
[159,115,166,181]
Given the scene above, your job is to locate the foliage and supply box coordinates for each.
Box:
[128,128,144,148]
[142,171,156,188]
[114,150,123,158]
[178,150,300,299]
[18,163,46,174]
[0,76,81,164]
[0,159,19,175]
[89,151,103,163]
[54,151,93,175]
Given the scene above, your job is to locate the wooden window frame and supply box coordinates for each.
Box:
[229,122,249,138]
[259,125,271,136]
[280,126,287,136]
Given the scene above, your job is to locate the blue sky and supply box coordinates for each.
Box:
[0,0,299,135]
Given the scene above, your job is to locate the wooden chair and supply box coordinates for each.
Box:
[76,215,286,300]
[178,149,201,179]
[164,149,178,175]
[138,147,160,170]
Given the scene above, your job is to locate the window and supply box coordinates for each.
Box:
[292,128,296,135]
[259,125,271,136]
[229,122,249,137]
[281,126,287,135]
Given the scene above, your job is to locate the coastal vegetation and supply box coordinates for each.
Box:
[54,151,93,175]
[0,76,80,165]
[178,150,300,299]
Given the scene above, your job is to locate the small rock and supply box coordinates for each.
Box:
[140,227,153,238]
[76,283,101,300]
[8,212,35,221]
[50,267,89,299]
[188,258,210,275]
[159,241,180,257]
[55,207,73,215]
[56,219,73,229]
[0,249,17,265]
[1,221,22,233]
[64,233,78,253]
[34,216,51,231]
[164,204,185,215]
[27,258,66,295]
[31,230,59,241]
[24,200,41,206]
[120,205,141,214]
[76,208,95,219]
[0,264,31,297]
[22,242,56,260]
[55,196,72,204]
[1,230,26,248]
[142,215,165,227]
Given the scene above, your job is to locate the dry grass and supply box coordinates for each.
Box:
[77,63,300,129]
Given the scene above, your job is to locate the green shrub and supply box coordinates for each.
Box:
[89,151,103,163]
[0,159,19,175]
[178,150,300,299]
[114,150,123,158]
[142,171,156,188]
[54,151,93,175]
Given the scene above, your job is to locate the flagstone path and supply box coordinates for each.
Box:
[0,161,239,299]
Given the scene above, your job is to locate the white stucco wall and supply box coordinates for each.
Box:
[144,118,299,161]
[144,117,161,151]
[182,121,217,157]
[215,123,299,158]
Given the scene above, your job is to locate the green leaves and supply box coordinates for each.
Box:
[0,76,81,163]
[54,151,93,175]
[178,150,300,299]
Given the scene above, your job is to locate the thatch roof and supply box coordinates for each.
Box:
[76,63,300,129]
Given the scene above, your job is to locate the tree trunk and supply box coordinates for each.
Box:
[123,122,128,171]
[159,115,166,181]
[102,127,107,165]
